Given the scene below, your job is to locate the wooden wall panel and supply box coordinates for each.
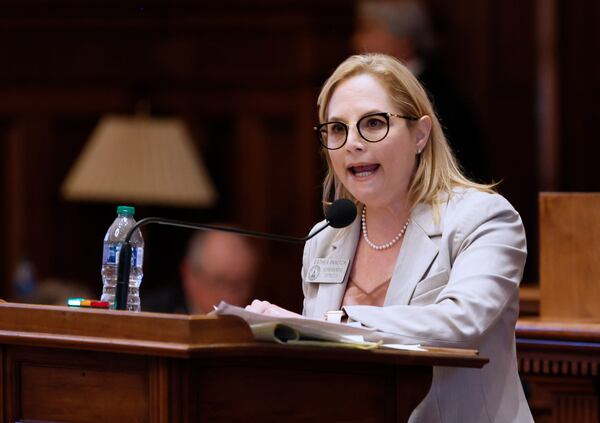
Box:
[411,1,599,284]
[425,0,538,281]
[558,0,600,192]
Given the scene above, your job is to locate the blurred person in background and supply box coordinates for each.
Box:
[144,230,257,314]
[353,0,491,183]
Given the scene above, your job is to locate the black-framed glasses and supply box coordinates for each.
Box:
[314,112,418,150]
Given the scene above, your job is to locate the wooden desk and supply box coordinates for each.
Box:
[0,303,486,422]
[517,318,600,422]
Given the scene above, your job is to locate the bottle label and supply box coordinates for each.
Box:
[104,244,143,267]
[135,247,144,267]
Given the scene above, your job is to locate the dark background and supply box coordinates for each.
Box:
[1,0,597,312]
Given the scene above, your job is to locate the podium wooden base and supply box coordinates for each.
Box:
[0,303,486,422]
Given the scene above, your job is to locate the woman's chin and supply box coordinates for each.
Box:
[347,189,383,207]
[350,190,404,210]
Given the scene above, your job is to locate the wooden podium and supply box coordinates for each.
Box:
[0,303,486,423]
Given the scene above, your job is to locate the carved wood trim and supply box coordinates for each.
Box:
[518,350,600,377]
[516,320,600,422]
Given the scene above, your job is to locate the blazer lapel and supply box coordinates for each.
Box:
[311,217,361,318]
[384,202,442,306]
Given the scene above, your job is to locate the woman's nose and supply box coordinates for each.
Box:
[345,126,365,151]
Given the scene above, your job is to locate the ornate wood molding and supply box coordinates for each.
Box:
[517,318,600,422]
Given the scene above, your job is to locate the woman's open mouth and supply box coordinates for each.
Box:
[349,164,380,178]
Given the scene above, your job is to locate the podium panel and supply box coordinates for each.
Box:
[7,347,159,422]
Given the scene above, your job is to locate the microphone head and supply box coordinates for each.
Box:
[325,199,357,228]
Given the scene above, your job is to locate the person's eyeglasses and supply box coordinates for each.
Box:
[314,112,418,150]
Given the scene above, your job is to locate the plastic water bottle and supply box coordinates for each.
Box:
[101,205,144,311]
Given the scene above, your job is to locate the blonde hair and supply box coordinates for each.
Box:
[317,53,494,212]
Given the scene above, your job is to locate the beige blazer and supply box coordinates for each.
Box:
[301,188,533,423]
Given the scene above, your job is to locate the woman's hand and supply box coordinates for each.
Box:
[245,299,303,318]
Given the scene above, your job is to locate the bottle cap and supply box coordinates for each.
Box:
[117,205,135,216]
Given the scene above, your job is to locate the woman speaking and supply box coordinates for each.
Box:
[247,54,532,422]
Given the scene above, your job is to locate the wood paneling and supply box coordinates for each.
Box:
[426,0,539,280]
[0,302,254,355]
[558,0,600,192]
[17,350,150,422]
[193,365,391,422]
[539,193,600,319]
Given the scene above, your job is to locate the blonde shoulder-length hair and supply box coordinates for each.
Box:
[317,53,494,213]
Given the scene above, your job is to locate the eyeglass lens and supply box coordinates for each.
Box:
[319,114,390,149]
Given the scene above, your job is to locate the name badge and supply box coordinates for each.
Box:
[306,258,350,284]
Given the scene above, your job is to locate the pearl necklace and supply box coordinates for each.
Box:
[361,207,410,251]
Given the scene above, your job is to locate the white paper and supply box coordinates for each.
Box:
[212,301,382,343]
[382,344,426,351]
[340,334,366,343]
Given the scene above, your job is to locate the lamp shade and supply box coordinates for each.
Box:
[61,115,217,207]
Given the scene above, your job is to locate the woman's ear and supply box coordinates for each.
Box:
[414,115,432,154]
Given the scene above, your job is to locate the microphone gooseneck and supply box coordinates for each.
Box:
[114,199,357,310]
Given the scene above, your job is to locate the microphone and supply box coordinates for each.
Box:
[114,199,357,310]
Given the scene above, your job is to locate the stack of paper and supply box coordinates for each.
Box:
[212,302,381,347]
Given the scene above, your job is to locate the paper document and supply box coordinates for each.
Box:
[382,343,426,351]
[213,301,382,344]
[249,322,380,349]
